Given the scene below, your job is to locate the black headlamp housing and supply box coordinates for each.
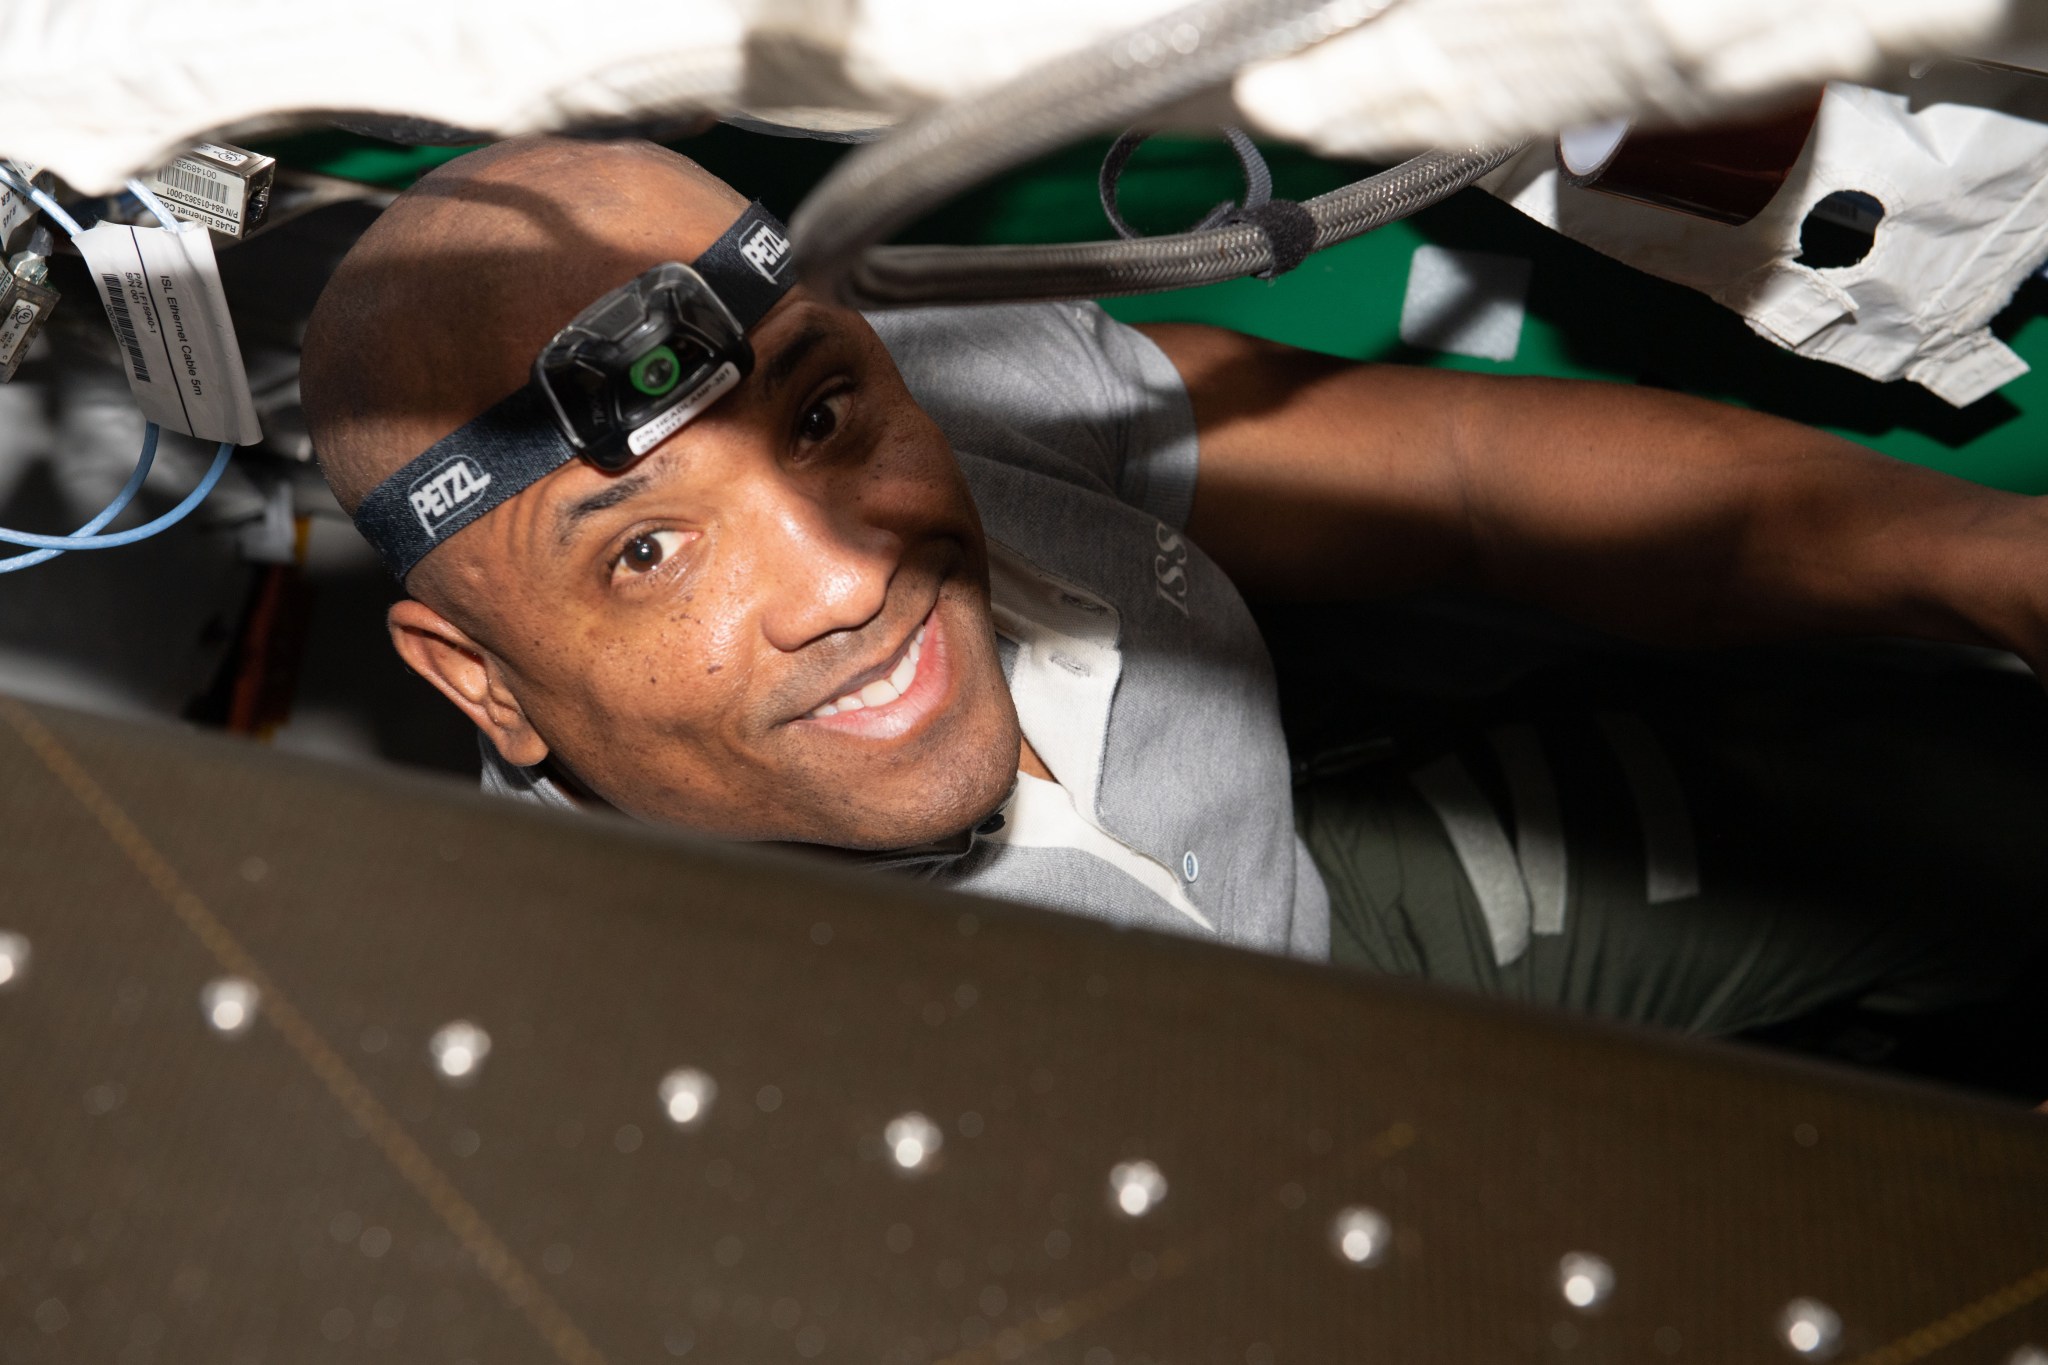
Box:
[531,261,754,472]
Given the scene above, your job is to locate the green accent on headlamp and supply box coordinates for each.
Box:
[629,345,683,397]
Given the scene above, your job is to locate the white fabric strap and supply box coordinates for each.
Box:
[1596,712,1701,904]
[1488,724,1568,936]
[1410,755,1533,967]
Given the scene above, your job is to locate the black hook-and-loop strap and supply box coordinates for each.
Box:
[1231,198,1317,278]
[1097,127,1314,280]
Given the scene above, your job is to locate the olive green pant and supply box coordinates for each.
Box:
[1294,665,2048,1036]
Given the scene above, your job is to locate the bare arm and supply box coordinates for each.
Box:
[1139,322,2048,664]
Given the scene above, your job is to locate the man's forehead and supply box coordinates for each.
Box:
[479,298,862,551]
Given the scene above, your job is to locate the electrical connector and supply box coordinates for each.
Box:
[0,225,58,382]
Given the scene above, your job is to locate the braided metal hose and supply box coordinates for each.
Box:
[843,142,1527,306]
[789,0,1410,307]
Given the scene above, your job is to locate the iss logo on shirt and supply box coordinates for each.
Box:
[1153,522,1190,616]
[739,222,792,282]
[408,456,494,536]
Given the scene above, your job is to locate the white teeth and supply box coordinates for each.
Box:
[887,649,916,694]
[807,620,930,719]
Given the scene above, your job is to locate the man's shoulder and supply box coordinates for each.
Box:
[865,301,1198,529]
[863,301,1130,426]
[863,299,1116,364]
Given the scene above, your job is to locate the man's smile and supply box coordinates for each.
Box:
[793,605,955,743]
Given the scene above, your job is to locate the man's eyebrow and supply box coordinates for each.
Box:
[554,470,655,545]
[760,323,832,396]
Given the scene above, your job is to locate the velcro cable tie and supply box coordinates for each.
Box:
[1097,127,1314,279]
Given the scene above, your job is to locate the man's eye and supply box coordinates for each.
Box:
[797,392,844,444]
[613,528,688,579]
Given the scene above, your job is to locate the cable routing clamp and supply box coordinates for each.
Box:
[1097,127,1318,280]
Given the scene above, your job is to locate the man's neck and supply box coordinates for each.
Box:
[1019,737,1054,783]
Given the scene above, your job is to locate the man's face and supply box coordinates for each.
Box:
[436,298,1021,848]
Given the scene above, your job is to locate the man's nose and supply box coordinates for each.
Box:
[748,475,900,652]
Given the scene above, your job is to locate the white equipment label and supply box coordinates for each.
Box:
[75,219,259,445]
[0,162,44,242]
[0,293,45,368]
[142,157,246,236]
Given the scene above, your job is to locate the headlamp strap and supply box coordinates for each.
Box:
[691,201,795,330]
[349,202,796,580]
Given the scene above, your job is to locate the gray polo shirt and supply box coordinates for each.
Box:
[483,302,1328,960]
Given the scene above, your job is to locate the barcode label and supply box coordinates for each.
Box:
[99,273,151,383]
[75,219,259,444]
[157,159,230,207]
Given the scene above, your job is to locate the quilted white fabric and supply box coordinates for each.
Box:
[1481,71,2048,406]
[0,0,2019,192]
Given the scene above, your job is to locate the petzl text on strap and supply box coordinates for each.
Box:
[351,386,577,580]
[349,201,795,580]
[692,201,794,329]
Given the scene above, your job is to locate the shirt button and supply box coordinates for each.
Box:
[1182,851,1199,882]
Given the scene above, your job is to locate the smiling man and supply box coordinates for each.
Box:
[303,136,2048,1040]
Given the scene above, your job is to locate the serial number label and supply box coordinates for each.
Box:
[144,158,245,236]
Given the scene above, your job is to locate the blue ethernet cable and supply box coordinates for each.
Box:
[0,439,234,551]
[0,161,82,237]
[0,422,161,572]
[0,165,243,561]
[125,178,179,231]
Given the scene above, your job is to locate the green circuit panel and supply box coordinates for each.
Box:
[258,126,2048,493]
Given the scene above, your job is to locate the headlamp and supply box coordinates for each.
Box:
[350,201,796,579]
[532,261,752,472]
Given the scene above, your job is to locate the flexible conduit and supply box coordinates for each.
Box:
[789,0,1525,308]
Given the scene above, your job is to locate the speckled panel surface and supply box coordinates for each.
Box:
[0,698,2043,1365]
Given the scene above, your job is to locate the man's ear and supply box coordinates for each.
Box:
[387,598,550,769]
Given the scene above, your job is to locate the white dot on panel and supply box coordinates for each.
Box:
[200,977,260,1036]
[1108,1161,1166,1218]
[658,1069,716,1128]
[1558,1253,1613,1310]
[428,1021,491,1084]
[1182,852,1199,882]
[1779,1298,1841,1359]
[886,1113,943,1173]
[0,931,29,988]
[1331,1207,1390,1266]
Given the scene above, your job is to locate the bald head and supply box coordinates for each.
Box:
[301,137,748,516]
[298,137,1021,853]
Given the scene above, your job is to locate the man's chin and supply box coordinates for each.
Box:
[798,765,1016,853]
